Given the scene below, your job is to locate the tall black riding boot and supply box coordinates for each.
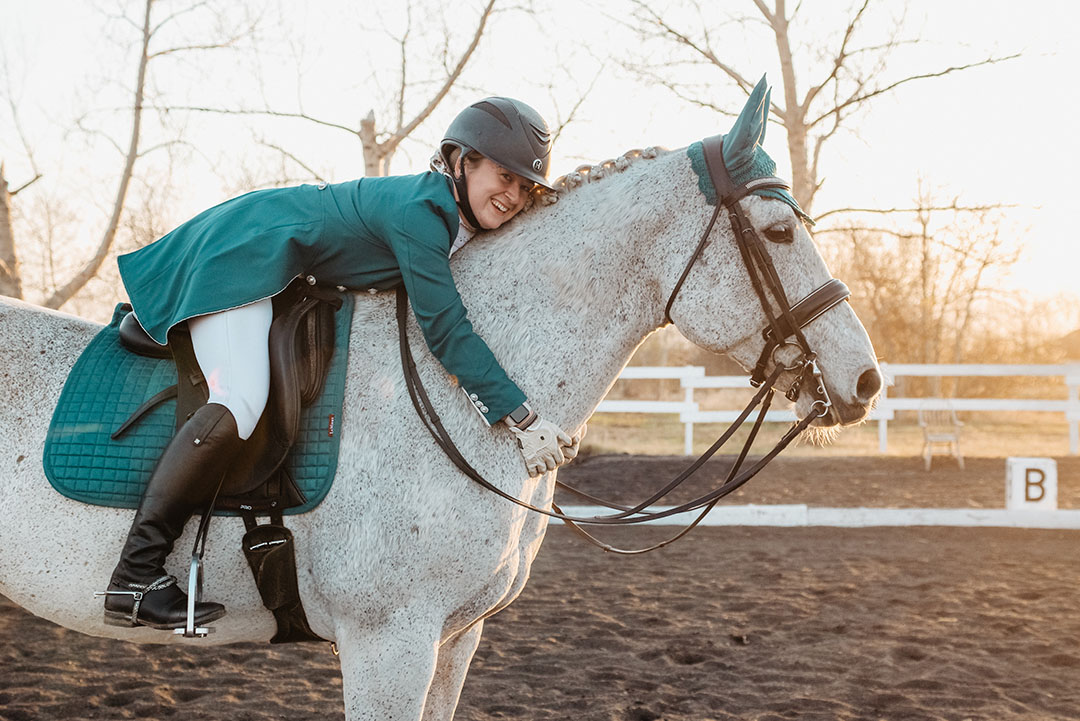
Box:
[101,402,241,629]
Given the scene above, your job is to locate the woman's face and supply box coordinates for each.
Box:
[457,155,533,230]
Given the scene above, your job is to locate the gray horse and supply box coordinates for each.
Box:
[0,88,880,720]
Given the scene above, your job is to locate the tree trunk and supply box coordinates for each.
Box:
[767,1,815,213]
[360,111,390,177]
[0,165,22,299]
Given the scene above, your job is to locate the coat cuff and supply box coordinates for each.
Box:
[461,387,527,427]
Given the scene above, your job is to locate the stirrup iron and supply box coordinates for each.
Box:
[173,494,224,638]
[174,552,213,638]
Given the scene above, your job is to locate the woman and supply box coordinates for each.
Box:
[100,97,580,631]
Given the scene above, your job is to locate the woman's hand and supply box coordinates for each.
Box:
[560,424,587,462]
[509,416,574,476]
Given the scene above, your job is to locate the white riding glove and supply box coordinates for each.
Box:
[508,416,573,477]
[561,423,587,462]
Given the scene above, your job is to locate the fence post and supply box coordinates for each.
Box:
[878,363,890,453]
[1067,365,1080,456]
[683,384,694,455]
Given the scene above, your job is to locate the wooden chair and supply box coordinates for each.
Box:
[918,400,964,471]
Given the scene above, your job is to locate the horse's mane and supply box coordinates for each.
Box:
[429,145,670,215]
[530,146,669,210]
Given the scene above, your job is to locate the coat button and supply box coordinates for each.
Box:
[470,394,478,401]
[306,274,317,285]
[317,182,328,190]
[480,405,489,413]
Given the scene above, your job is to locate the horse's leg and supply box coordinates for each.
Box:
[336,617,441,721]
[421,622,485,721]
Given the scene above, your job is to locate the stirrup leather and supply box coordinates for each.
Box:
[95,574,176,626]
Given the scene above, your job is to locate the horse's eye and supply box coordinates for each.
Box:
[764,223,794,244]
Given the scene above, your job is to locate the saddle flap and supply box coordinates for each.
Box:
[218,284,339,500]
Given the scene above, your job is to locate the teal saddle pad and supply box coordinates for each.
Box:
[43,295,354,515]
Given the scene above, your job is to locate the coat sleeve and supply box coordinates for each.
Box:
[387,198,526,425]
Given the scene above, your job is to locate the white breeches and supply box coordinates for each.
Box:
[187,299,273,440]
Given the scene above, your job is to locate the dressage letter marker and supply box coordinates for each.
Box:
[1006,457,1057,511]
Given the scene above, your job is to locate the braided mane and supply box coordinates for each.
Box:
[531,146,669,209]
[430,146,669,213]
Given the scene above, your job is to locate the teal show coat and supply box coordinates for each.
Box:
[117,172,526,425]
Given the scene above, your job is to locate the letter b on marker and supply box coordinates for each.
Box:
[1006,457,1057,511]
[1025,468,1046,502]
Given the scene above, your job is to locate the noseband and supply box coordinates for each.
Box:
[664,135,849,413]
[395,135,854,554]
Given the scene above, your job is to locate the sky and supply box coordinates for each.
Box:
[1,0,1078,310]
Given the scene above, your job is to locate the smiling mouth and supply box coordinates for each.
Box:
[491,198,509,213]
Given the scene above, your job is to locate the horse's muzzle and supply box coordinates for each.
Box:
[825,366,883,426]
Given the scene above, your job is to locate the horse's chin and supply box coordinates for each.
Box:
[798,421,842,446]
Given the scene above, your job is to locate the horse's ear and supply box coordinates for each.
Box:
[722,75,770,170]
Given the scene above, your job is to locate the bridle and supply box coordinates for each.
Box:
[664,134,849,411]
[394,134,852,554]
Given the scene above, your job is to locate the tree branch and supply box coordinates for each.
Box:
[549,66,602,146]
[44,0,153,309]
[802,0,869,112]
[10,174,42,196]
[815,201,1017,223]
[808,54,1020,129]
[630,0,754,92]
[148,41,242,59]
[396,3,412,132]
[149,104,360,135]
[382,0,496,154]
[258,139,325,183]
[150,0,210,37]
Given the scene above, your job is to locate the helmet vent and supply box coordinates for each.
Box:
[529,122,551,146]
[472,100,512,129]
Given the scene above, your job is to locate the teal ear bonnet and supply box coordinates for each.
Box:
[687,140,814,226]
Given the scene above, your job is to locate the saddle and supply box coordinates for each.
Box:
[115,278,343,643]
[116,278,342,514]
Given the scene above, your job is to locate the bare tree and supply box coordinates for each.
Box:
[0,163,40,298]
[622,0,1017,214]
[819,186,1022,375]
[359,0,496,176]
[161,0,498,180]
[0,59,43,299]
[1,0,251,309]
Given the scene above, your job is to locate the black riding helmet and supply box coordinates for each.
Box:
[440,97,553,228]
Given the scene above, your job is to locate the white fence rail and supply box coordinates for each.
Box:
[595,363,1080,455]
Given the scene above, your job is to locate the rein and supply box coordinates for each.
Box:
[395,135,850,554]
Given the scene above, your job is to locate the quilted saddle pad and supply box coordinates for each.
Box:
[43,295,354,515]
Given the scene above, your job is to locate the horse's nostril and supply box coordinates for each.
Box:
[856,367,883,403]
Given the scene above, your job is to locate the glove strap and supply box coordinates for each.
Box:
[505,402,538,430]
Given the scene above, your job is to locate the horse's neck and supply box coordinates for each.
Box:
[451,172,672,430]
